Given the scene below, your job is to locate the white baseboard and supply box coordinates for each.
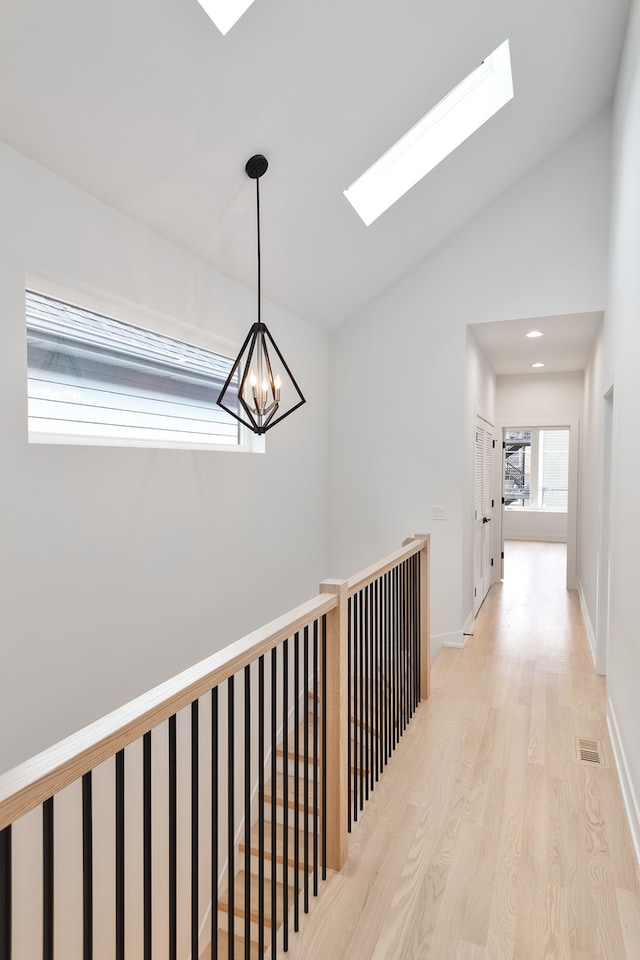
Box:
[504,534,567,543]
[607,698,640,873]
[438,630,467,650]
[577,577,597,668]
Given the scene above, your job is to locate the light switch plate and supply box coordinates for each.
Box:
[432,505,447,520]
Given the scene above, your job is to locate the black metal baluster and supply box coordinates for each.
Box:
[363,584,369,801]
[303,625,309,912]
[211,690,219,960]
[321,615,327,882]
[313,620,319,898]
[43,797,54,960]
[379,576,384,769]
[352,592,359,823]
[143,733,151,960]
[410,560,414,716]
[358,588,364,812]
[416,554,420,703]
[388,570,393,754]
[82,773,93,960]
[228,676,235,960]
[293,634,300,931]
[347,597,352,833]
[416,554,421,707]
[399,562,405,736]
[401,563,406,733]
[369,581,375,791]
[393,566,399,750]
[115,751,125,960]
[270,649,277,956]
[0,826,11,960]
[244,665,251,960]
[191,702,199,960]
[282,638,289,951]
[380,575,385,772]
[397,565,402,745]
[411,553,420,713]
[405,560,410,728]
[397,565,402,743]
[258,658,265,957]
[386,571,392,762]
[374,578,380,781]
[403,560,411,727]
[169,716,177,960]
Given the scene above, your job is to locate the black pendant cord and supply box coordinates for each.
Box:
[256,175,262,329]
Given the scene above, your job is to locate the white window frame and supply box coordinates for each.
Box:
[25,275,264,453]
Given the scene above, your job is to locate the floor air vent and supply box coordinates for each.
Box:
[576,737,605,766]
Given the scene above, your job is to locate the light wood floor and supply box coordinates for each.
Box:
[283,541,640,960]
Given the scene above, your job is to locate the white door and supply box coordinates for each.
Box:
[473,416,494,616]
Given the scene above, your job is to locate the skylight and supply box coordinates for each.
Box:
[344,39,514,226]
[194,0,256,35]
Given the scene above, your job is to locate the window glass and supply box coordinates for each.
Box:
[26,289,242,449]
[504,427,569,512]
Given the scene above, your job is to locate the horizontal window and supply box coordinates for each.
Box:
[26,289,244,450]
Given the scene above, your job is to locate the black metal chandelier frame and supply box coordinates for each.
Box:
[217,155,305,436]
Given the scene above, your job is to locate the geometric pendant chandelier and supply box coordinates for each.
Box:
[217,154,306,435]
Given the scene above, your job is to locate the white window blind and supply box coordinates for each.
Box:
[539,429,569,510]
[26,289,240,448]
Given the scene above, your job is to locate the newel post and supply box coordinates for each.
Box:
[319,578,349,871]
[403,534,431,701]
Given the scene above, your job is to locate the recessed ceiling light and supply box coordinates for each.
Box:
[531,362,545,368]
[194,0,256,35]
[343,39,514,226]
[526,330,544,338]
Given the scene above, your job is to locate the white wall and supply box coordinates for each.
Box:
[0,141,330,774]
[496,371,585,422]
[596,0,640,863]
[329,111,611,648]
[503,509,568,542]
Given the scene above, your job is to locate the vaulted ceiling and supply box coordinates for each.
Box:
[0,0,630,330]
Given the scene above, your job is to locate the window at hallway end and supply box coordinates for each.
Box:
[504,427,569,512]
[25,286,246,450]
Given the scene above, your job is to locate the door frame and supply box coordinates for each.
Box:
[595,385,615,676]
[473,412,495,615]
[496,416,580,589]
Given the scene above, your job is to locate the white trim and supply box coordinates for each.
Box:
[607,698,640,872]
[440,629,468,649]
[595,381,616,677]
[577,577,597,668]
[496,417,579,590]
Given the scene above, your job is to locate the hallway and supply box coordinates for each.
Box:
[285,540,640,959]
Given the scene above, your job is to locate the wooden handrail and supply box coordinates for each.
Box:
[0,533,431,835]
[0,593,337,832]
[346,536,426,596]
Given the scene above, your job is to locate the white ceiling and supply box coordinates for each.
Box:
[469,312,603,376]
[0,0,630,330]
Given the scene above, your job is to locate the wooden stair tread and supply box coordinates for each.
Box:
[276,718,318,762]
[218,870,296,925]
[200,928,261,960]
[239,821,315,870]
[265,772,316,810]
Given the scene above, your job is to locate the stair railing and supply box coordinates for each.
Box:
[0,534,429,960]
